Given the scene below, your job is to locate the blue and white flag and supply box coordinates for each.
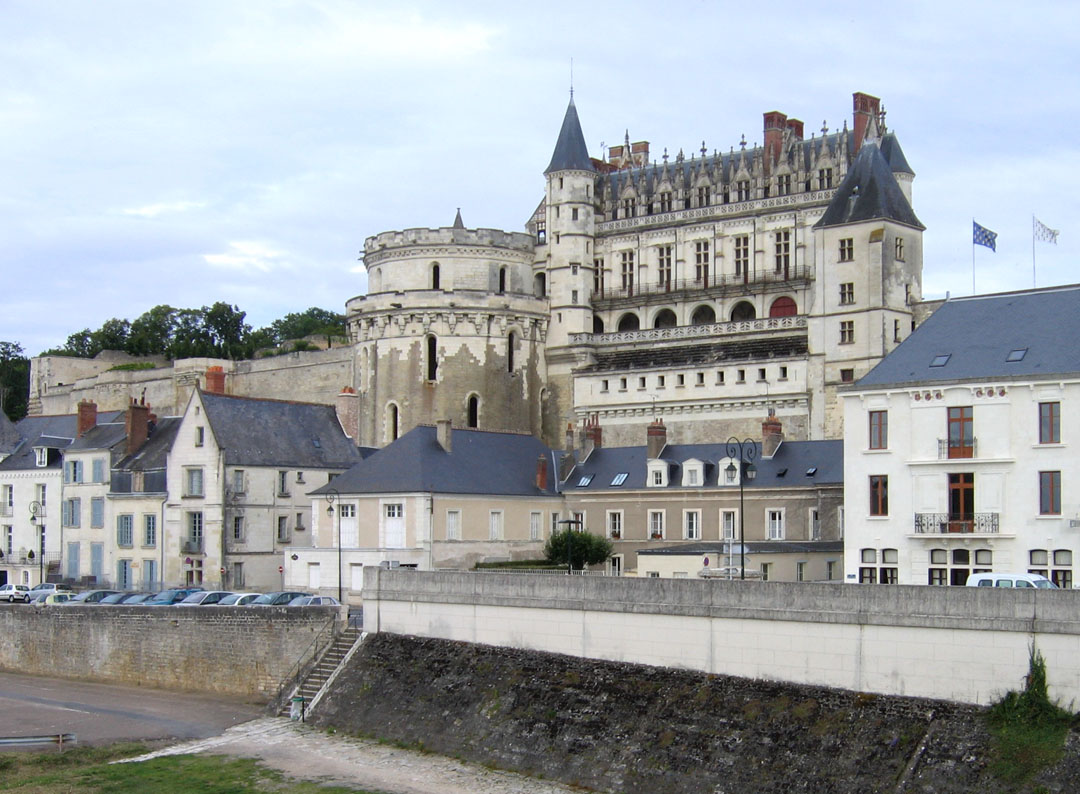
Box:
[1034,218,1059,244]
[973,221,997,251]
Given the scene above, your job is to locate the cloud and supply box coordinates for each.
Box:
[122,201,206,218]
[204,241,289,273]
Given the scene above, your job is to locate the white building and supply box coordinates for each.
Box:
[842,285,1080,587]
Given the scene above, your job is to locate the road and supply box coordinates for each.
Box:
[0,671,263,746]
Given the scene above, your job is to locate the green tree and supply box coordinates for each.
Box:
[203,302,252,359]
[91,317,131,353]
[127,305,177,356]
[544,528,613,570]
[269,307,345,343]
[0,341,30,422]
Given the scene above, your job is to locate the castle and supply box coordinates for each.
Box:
[30,91,924,450]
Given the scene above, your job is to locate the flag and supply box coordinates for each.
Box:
[973,221,997,251]
[1034,218,1059,244]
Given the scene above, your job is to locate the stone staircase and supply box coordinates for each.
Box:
[278,625,361,717]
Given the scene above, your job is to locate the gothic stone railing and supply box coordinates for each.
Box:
[592,263,813,302]
[569,315,807,346]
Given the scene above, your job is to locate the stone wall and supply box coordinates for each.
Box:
[363,569,1080,706]
[0,604,342,698]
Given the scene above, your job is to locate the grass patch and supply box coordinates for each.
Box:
[106,362,159,372]
[473,559,561,570]
[987,649,1076,786]
[0,747,373,793]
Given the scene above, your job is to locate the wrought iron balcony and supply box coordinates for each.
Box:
[937,438,977,459]
[181,538,204,554]
[913,513,1000,534]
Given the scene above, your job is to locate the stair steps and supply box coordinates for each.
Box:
[278,626,360,717]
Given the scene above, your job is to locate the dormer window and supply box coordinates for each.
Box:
[647,461,668,487]
[34,447,48,467]
[681,459,705,487]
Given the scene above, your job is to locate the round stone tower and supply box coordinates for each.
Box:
[347,213,548,447]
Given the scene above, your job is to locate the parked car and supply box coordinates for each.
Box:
[965,573,1057,588]
[99,592,154,605]
[63,590,121,604]
[176,590,233,606]
[29,582,74,595]
[144,588,204,605]
[217,592,262,605]
[288,595,342,606]
[34,592,72,606]
[118,592,155,605]
[0,584,31,603]
[249,591,309,606]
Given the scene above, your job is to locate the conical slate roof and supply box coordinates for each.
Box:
[814,140,923,229]
[879,133,914,176]
[544,98,595,174]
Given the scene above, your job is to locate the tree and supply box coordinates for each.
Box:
[91,317,131,354]
[544,528,613,570]
[269,307,346,343]
[127,305,177,356]
[0,341,30,422]
[203,302,252,359]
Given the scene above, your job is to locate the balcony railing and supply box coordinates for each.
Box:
[0,505,11,518]
[913,513,1000,534]
[592,263,813,302]
[938,439,977,459]
[181,538,204,554]
[569,314,807,346]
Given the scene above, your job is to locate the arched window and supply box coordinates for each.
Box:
[769,296,797,317]
[467,395,479,428]
[387,403,399,442]
[691,305,716,325]
[426,335,438,381]
[617,313,640,332]
[653,309,677,329]
[730,301,756,322]
[593,316,605,334]
[499,267,507,294]
[507,332,516,372]
[431,263,440,290]
[534,272,546,298]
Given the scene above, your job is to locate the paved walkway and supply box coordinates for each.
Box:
[121,717,588,794]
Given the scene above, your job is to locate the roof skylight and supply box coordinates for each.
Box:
[930,354,951,367]
[611,472,628,486]
[806,467,817,477]
[576,474,594,487]
[1006,348,1028,362]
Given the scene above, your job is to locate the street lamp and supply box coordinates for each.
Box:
[325,488,341,601]
[557,518,583,575]
[28,501,42,585]
[724,438,757,580]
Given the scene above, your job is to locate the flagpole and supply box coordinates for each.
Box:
[972,217,976,294]
[1032,215,1037,288]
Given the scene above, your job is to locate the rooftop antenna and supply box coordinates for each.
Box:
[569,58,574,99]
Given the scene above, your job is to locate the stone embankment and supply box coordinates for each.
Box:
[314,633,1080,793]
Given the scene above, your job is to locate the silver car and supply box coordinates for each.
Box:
[0,584,31,603]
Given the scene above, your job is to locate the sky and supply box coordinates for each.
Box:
[3,1,1078,356]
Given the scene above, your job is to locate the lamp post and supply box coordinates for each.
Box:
[724,438,757,580]
[325,488,341,601]
[28,501,42,585]
[557,518,583,575]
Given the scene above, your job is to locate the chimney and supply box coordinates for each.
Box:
[582,414,602,459]
[762,409,784,458]
[560,423,576,479]
[76,399,98,438]
[564,423,574,453]
[125,398,150,455]
[335,386,359,441]
[536,455,548,491]
[763,110,787,170]
[646,418,667,460]
[205,365,226,395]
[590,414,602,449]
[436,419,452,453]
[785,118,804,140]
[852,92,881,154]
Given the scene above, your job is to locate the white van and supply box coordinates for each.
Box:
[965,573,1057,589]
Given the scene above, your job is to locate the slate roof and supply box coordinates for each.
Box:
[0,412,123,471]
[814,139,923,230]
[115,417,182,472]
[0,412,20,456]
[312,425,559,497]
[545,98,595,174]
[879,134,914,176]
[566,439,843,491]
[67,421,128,452]
[855,285,1080,388]
[638,540,844,556]
[578,336,808,373]
[199,391,362,469]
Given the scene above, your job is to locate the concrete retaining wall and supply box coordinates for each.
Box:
[363,569,1080,706]
[0,605,342,698]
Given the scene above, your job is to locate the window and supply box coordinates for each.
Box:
[535,220,546,244]
[188,512,203,545]
[571,290,579,304]
[657,245,672,287]
[593,257,605,294]
[1030,548,1049,578]
[530,512,542,541]
[880,548,898,584]
[840,369,855,383]
[620,251,634,291]
[195,426,204,447]
[446,510,461,541]
[622,197,636,217]
[278,470,289,496]
[185,467,204,497]
[677,374,684,387]
[684,510,701,540]
[116,514,133,547]
[1039,471,1061,515]
[894,319,901,343]
[839,238,854,261]
[608,511,622,539]
[35,448,47,467]
[686,468,700,486]
[65,460,83,483]
[1039,402,1060,444]
[694,241,709,282]
[648,510,665,538]
[859,548,878,583]
[638,376,646,389]
[947,407,974,458]
[737,369,746,383]
[143,558,158,590]
[232,515,244,542]
[89,497,104,528]
[697,186,710,206]
[826,560,838,580]
[757,368,766,381]
[870,475,888,516]
[657,375,666,388]
[895,237,905,261]
[659,191,672,212]
[1,484,10,514]
[426,334,439,381]
[774,231,790,274]
[818,168,833,189]
[930,354,951,368]
[571,207,579,221]
[716,371,725,385]
[1006,348,1027,362]
[776,174,791,196]
[576,474,594,487]
[810,508,821,540]
[839,282,854,304]
[231,561,243,588]
[277,516,289,543]
[721,510,736,539]
[734,235,749,277]
[1052,550,1073,589]
[840,321,854,344]
[869,411,888,450]
[779,366,788,380]
[736,180,750,202]
[508,331,516,371]
[63,497,81,528]
[600,379,609,392]
[611,472,628,486]
[92,458,105,483]
[4,526,11,555]
[760,563,772,581]
[185,558,203,587]
[796,561,806,582]
[340,504,356,518]
[489,511,504,540]
[232,470,245,494]
[767,509,784,540]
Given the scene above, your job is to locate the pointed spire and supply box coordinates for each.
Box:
[544,98,595,175]
[452,208,465,229]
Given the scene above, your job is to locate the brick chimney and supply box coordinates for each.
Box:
[762,409,784,459]
[536,455,548,491]
[852,92,881,154]
[786,118,804,140]
[205,365,226,395]
[582,414,602,458]
[763,110,787,169]
[436,419,452,453]
[335,386,359,441]
[564,423,574,453]
[125,398,150,455]
[76,399,97,438]
[646,419,667,460]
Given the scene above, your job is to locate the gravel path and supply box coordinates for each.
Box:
[118,716,589,794]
